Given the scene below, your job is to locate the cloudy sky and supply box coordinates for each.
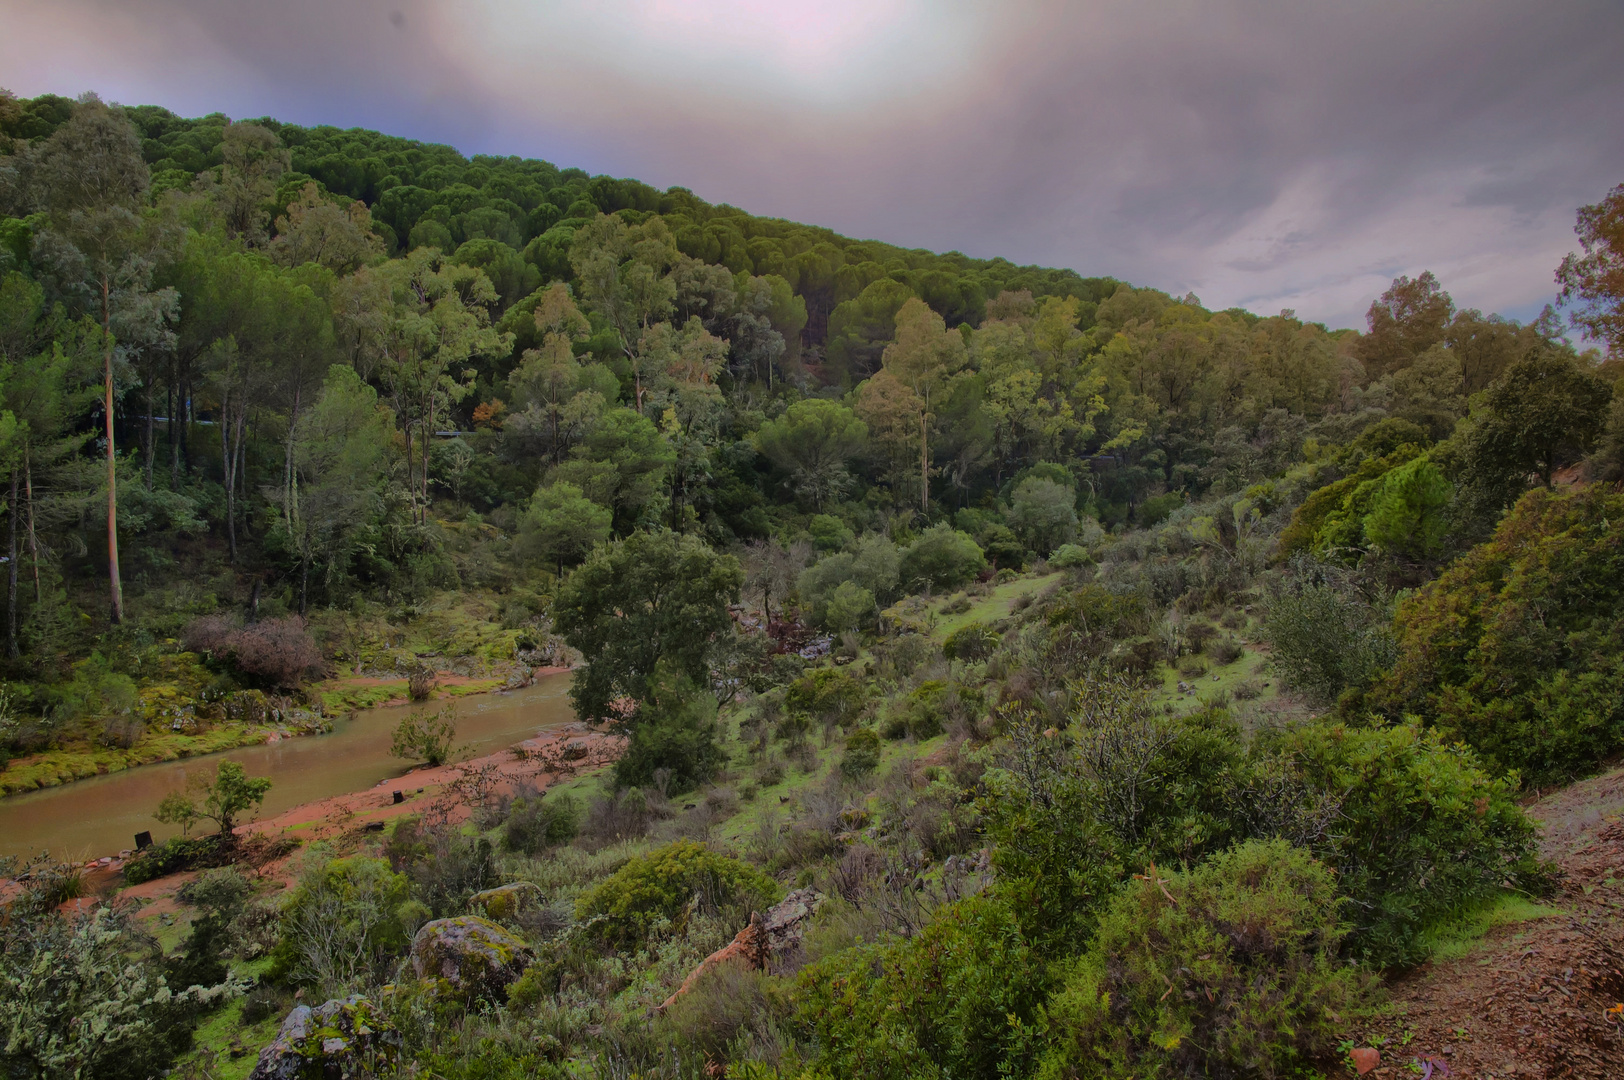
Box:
[4,0,1620,330]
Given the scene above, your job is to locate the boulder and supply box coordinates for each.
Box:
[410,915,532,999]
[248,996,398,1080]
[468,881,544,922]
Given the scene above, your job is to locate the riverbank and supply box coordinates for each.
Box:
[0,665,573,798]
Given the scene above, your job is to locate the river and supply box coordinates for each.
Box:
[0,672,575,861]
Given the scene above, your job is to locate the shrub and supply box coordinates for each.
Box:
[840,727,881,779]
[796,891,1046,1079]
[390,703,460,766]
[784,666,868,730]
[900,524,987,591]
[1036,840,1369,1080]
[123,835,225,885]
[230,617,325,687]
[152,761,273,842]
[575,839,781,947]
[1262,572,1395,704]
[1209,636,1246,665]
[184,615,323,689]
[502,792,581,853]
[824,580,876,632]
[268,855,414,991]
[1176,655,1208,679]
[1048,543,1093,569]
[943,620,998,662]
[1276,718,1545,965]
[1008,475,1078,554]
[1369,485,1624,785]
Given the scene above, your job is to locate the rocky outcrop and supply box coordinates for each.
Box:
[410,915,532,1000]
[468,881,544,922]
[248,996,398,1080]
[657,888,823,1013]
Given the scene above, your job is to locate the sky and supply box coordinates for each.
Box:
[3,0,1620,331]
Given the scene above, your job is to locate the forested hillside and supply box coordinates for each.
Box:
[1,89,1622,1080]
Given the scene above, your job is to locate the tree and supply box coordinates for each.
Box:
[269,181,383,273]
[899,524,986,591]
[1355,271,1454,380]
[26,96,172,622]
[1007,474,1078,554]
[153,761,272,843]
[518,480,611,573]
[1362,455,1452,559]
[552,529,742,721]
[282,365,392,609]
[1557,182,1624,354]
[881,297,967,514]
[552,406,676,534]
[752,398,868,508]
[1463,351,1613,488]
[611,662,726,792]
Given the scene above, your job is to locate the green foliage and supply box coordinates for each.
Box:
[574,839,781,947]
[1461,351,1613,488]
[122,835,223,886]
[1047,542,1093,569]
[0,905,194,1080]
[502,792,581,853]
[553,529,743,721]
[840,726,882,779]
[784,666,868,728]
[1008,474,1078,554]
[518,481,612,572]
[1262,573,1396,705]
[796,891,1044,1080]
[753,399,867,508]
[152,760,273,840]
[823,580,876,632]
[1035,840,1368,1080]
[269,855,414,991]
[1276,719,1544,965]
[390,702,460,766]
[942,619,999,661]
[612,663,726,793]
[1372,485,1624,784]
[1361,454,1452,557]
[899,524,987,591]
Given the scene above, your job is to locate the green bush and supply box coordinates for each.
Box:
[824,580,876,632]
[1048,543,1093,569]
[268,856,414,990]
[1036,840,1368,1080]
[575,839,781,948]
[784,666,868,729]
[840,727,881,779]
[796,891,1045,1080]
[390,703,460,766]
[1277,719,1545,965]
[1370,485,1624,785]
[900,524,987,591]
[1262,573,1395,705]
[943,620,999,661]
[502,792,581,853]
[123,835,224,885]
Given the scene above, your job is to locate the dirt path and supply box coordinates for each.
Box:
[1351,766,1624,1078]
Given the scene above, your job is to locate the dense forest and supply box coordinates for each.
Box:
[0,89,1621,1080]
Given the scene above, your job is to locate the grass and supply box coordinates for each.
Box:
[0,724,279,796]
[1412,892,1564,963]
[932,572,1062,638]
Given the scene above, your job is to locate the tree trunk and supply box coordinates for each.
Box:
[101,278,124,623]
[7,466,18,660]
[222,391,237,562]
[24,444,40,605]
[168,372,179,490]
[142,379,155,491]
[919,408,930,516]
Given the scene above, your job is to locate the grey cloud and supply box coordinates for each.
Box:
[2,0,1620,328]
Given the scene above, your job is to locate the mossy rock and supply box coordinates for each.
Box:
[248,995,399,1080]
[409,916,533,1001]
[468,881,544,922]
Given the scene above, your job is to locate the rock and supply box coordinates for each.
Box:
[248,996,398,1080]
[468,881,545,922]
[410,916,533,1000]
[657,888,824,1013]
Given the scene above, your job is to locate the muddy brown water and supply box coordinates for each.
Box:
[0,672,575,862]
